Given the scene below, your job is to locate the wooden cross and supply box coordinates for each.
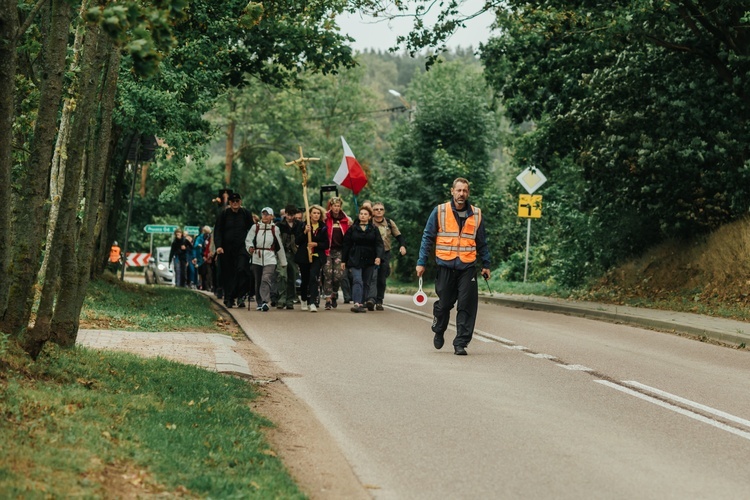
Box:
[285,146,320,262]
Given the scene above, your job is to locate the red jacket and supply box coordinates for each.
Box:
[324,211,350,256]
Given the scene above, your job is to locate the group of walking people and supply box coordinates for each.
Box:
[208,192,407,314]
[164,177,491,356]
[168,226,213,289]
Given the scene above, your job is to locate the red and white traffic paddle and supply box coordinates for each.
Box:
[413,277,428,306]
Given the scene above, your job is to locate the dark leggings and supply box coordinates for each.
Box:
[299,257,324,305]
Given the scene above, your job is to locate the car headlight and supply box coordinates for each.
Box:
[157,264,166,271]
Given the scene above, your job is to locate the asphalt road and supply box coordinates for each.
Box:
[227,293,750,498]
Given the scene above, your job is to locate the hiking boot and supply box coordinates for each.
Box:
[375,303,384,311]
[433,333,445,350]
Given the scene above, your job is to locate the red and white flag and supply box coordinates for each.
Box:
[333,137,367,195]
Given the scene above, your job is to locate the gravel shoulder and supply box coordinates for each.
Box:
[232,339,371,499]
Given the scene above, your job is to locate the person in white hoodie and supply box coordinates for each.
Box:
[246,207,287,311]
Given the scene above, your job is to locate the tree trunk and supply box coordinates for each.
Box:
[25,21,103,357]
[225,94,236,186]
[52,41,121,346]
[0,0,19,320]
[38,0,89,283]
[139,162,148,197]
[1,0,71,338]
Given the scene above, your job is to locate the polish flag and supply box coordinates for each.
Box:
[333,137,368,195]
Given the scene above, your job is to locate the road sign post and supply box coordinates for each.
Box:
[516,168,547,282]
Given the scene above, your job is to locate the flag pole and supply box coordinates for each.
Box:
[285,146,320,262]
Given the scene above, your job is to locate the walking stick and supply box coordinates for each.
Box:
[285,146,320,262]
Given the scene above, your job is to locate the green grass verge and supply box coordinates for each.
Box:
[0,345,302,497]
[1,276,303,497]
[81,274,223,332]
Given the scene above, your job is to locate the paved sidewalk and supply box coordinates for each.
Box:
[76,330,251,376]
[483,293,750,347]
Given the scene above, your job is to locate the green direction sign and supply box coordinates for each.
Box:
[184,226,200,235]
[144,224,178,234]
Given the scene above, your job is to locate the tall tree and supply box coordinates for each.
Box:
[0,0,19,317]
[2,0,72,336]
[381,60,501,280]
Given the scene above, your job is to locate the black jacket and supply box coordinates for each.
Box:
[169,237,191,263]
[342,223,384,269]
[214,207,253,250]
[294,222,329,265]
[278,219,304,254]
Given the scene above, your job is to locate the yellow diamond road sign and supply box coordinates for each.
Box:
[518,195,542,218]
[516,167,547,194]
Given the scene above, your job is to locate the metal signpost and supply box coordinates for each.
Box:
[516,167,547,282]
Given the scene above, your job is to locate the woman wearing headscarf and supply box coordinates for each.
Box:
[295,205,329,312]
[342,206,384,313]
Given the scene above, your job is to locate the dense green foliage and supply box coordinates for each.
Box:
[380,60,507,280]
[479,0,750,286]
[123,50,506,256]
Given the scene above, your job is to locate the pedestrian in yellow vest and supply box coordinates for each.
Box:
[416,178,491,355]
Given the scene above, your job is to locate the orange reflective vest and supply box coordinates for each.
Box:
[109,245,121,263]
[435,202,482,263]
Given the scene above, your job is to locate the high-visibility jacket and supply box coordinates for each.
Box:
[109,245,121,263]
[435,202,482,263]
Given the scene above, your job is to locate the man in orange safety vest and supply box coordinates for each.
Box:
[416,178,491,355]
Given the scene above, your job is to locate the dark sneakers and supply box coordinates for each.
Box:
[433,333,445,350]
[365,299,375,311]
[375,303,384,311]
[351,305,367,313]
[454,346,467,356]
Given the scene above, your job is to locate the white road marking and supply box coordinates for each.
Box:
[390,302,750,441]
[557,364,593,371]
[595,380,750,441]
[623,381,750,429]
